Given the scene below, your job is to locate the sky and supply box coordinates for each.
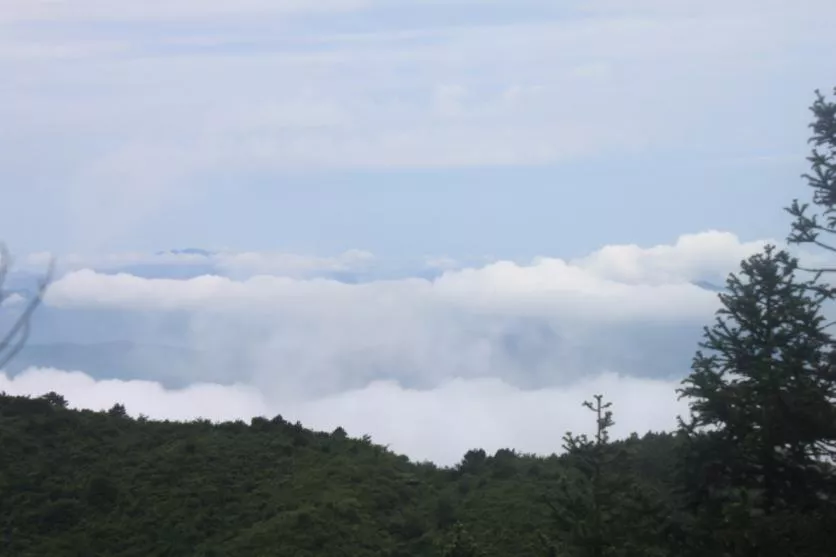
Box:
[1,0,836,465]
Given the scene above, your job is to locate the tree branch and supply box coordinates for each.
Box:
[813,239,836,254]
[0,243,55,370]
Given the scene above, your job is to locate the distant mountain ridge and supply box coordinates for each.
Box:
[154,248,216,257]
[691,280,724,292]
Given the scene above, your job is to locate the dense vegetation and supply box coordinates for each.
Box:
[0,393,680,556]
[1,88,835,556]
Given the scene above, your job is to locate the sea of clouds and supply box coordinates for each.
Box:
[1,230,825,465]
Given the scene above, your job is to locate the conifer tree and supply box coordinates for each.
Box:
[786,87,836,279]
[677,245,836,555]
[541,396,671,557]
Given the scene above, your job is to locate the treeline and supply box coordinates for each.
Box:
[1,390,680,556]
[1,88,835,556]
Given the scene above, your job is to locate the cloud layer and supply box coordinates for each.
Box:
[0,368,685,465]
[2,230,792,464]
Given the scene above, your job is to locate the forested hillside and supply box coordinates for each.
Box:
[1,89,836,557]
[0,393,679,556]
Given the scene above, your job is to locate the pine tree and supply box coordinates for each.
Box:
[107,403,128,418]
[541,396,671,557]
[677,245,836,555]
[786,87,836,277]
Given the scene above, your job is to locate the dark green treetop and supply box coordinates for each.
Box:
[541,396,671,557]
[786,88,836,277]
[440,522,482,557]
[677,245,836,555]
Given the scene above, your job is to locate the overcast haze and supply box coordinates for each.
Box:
[1,0,835,465]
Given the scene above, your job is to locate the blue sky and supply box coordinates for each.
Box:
[2,0,834,258]
[2,1,836,464]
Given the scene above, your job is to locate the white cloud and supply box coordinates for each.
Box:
[215,249,376,277]
[25,250,209,271]
[0,368,269,421]
[424,256,463,271]
[0,38,127,61]
[572,230,770,285]
[5,7,827,172]
[1,293,25,307]
[3,0,834,245]
[44,232,729,321]
[5,231,812,465]
[0,0,371,23]
[0,367,686,466]
[22,248,376,278]
[290,373,687,464]
[33,232,743,399]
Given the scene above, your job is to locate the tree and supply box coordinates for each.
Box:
[39,391,68,408]
[458,449,488,475]
[0,243,54,369]
[107,403,128,418]
[786,87,836,278]
[677,245,836,555]
[546,395,615,557]
[440,522,482,557]
[541,396,671,557]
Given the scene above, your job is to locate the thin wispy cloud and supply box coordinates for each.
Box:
[2,0,833,250]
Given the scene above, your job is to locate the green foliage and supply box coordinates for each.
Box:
[540,396,673,557]
[107,402,128,418]
[787,87,836,266]
[677,245,836,555]
[1,393,681,557]
[39,391,68,408]
[440,522,482,557]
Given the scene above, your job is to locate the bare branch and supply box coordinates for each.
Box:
[813,239,836,254]
[810,224,836,236]
[0,243,55,370]
[798,266,836,274]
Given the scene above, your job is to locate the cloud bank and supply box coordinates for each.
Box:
[0,368,685,466]
[2,231,793,465]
